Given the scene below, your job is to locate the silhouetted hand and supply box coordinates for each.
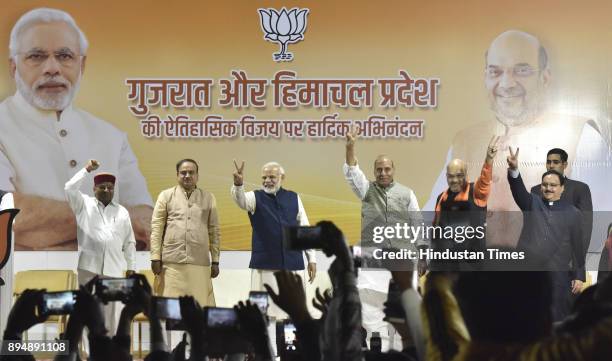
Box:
[264,271,311,324]
[235,300,273,359]
[77,286,107,336]
[179,296,206,360]
[171,333,188,361]
[4,289,47,338]
[317,221,352,266]
[311,287,332,317]
[179,296,205,338]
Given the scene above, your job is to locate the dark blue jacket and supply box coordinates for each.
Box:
[248,188,305,270]
[509,173,585,281]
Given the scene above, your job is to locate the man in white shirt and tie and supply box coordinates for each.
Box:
[65,159,136,332]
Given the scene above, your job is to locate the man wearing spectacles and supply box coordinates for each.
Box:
[0,8,153,251]
[425,30,609,249]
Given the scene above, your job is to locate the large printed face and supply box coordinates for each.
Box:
[10,21,85,111]
[485,31,548,126]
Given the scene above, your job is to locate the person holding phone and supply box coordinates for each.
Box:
[231,160,316,319]
[64,159,136,333]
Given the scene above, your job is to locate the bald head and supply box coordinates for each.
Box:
[447,159,467,193]
[486,30,547,70]
[374,154,395,188]
[485,30,549,127]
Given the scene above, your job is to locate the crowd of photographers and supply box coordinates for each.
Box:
[2,221,612,361]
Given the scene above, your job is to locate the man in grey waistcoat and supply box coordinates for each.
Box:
[343,126,426,351]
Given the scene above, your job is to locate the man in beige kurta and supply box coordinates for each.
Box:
[150,159,220,306]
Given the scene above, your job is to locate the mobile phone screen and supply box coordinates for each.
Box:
[248,291,268,313]
[153,297,181,320]
[206,307,238,328]
[284,322,297,351]
[41,291,77,315]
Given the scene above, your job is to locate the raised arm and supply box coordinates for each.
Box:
[506,147,532,211]
[473,136,499,206]
[343,126,370,200]
[64,159,99,214]
[345,125,359,166]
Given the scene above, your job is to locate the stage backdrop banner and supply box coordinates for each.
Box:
[1,1,611,251]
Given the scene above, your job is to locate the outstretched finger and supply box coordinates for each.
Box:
[515,147,520,158]
[263,284,280,306]
[490,135,500,148]
[314,287,326,305]
[488,135,496,148]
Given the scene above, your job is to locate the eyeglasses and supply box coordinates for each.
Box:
[17,50,82,68]
[485,65,540,79]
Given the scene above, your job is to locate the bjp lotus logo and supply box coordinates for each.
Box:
[258,7,309,62]
[0,209,18,286]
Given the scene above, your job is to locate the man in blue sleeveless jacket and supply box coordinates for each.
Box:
[231,161,316,318]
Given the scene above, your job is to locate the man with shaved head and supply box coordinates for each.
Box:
[425,29,609,249]
[343,126,425,351]
[431,137,499,271]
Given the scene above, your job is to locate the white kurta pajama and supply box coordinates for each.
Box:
[65,168,136,334]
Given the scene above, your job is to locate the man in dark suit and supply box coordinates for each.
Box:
[530,148,593,257]
[507,147,585,321]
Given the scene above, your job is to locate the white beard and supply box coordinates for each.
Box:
[263,181,282,194]
[15,69,80,111]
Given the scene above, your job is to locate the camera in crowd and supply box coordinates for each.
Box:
[38,291,77,316]
[276,320,298,356]
[94,277,136,303]
[248,291,269,314]
[204,307,239,330]
[283,225,325,251]
[151,296,186,330]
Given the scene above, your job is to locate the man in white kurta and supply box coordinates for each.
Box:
[0,8,152,251]
[65,159,136,333]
